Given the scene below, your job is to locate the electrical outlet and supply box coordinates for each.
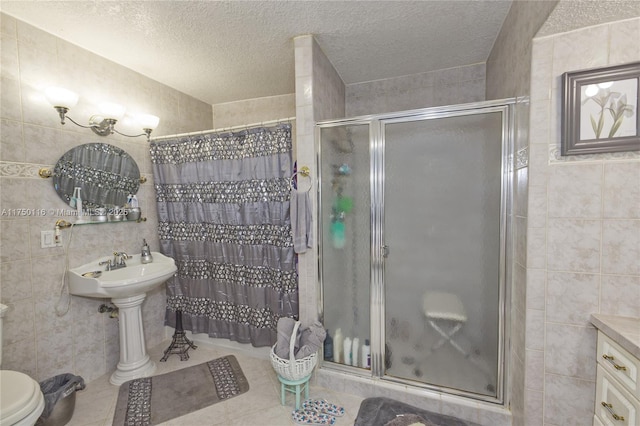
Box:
[41,230,62,248]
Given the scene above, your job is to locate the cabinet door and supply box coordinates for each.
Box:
[596,365,639,426]
[598,332,640,400]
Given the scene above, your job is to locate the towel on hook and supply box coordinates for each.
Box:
[291,189,313,254]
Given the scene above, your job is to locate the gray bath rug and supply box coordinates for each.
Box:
[112,355,249,426]
[354,397,481,426]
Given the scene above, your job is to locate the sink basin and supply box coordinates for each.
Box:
[69,252,177,298]
[69,251,177,385]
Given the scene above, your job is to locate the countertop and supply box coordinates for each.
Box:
[591,314,640,359]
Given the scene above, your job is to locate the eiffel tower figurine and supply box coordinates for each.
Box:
[160,310,197,361]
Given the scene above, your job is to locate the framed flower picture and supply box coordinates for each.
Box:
[561,62,640,155]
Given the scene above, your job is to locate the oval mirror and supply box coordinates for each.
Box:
[53,142,141,209]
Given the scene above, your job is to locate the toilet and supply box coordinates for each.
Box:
[0,303,45,426]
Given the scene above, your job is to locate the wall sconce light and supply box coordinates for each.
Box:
[44,87,160,141]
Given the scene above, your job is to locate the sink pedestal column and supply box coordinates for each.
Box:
[110,293,156,386]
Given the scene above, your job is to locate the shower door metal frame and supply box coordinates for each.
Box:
[315,117,375,358]
[316,98,516,406]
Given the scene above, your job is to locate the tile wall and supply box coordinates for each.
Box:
[346,63,485,116]
[484,2,558,424]
[211,93,296,157]
[526,17,640,425]
[486,1,559,100]
[212,94,295,129]
[0,13,212,383]
[293,35,346,327]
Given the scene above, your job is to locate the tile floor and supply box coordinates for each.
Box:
[66,340,364,426]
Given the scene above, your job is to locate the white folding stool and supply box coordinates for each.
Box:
[421,291,468,358]
[417,291,494,389]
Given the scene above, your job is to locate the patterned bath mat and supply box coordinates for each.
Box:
[112,355,249,426]
[354,397,482,426]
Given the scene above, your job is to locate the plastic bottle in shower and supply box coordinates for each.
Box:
[333,328,343,364]
[331,221,346,249]
[352,337,359,367]
[323,330,334,362]
[343,337,352,366]
[362,339,371,369]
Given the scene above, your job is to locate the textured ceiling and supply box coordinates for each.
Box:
[538,0,640,37]
[0,1,512,105]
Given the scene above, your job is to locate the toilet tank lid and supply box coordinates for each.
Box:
[0,370,44,423]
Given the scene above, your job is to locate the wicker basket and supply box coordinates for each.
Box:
[270,321,318,381]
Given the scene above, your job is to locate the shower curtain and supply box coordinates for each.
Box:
[150,124,298,347]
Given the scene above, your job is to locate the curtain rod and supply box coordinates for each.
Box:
[150,116,296,142]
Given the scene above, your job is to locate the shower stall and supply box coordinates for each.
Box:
[317,99,515,404]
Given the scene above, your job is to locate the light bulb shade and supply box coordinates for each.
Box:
[44,87,79,108]
[138,114,160,130]
[584,84,599,97]
[99,102,126,120]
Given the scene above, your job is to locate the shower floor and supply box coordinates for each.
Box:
[385,321,496,396]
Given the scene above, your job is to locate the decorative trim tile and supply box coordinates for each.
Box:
[0,161,51,179]
[516,147,529,169]
[549,144,640,163]
[0,161,151,184]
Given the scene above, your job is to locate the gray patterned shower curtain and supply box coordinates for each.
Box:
[150,124,298,347]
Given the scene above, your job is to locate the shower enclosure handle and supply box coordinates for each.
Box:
[381,245,390,258]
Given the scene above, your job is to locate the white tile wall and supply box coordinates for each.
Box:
[603,162,640,218]
[346,63,485,116]
[525,185,545,230]
[486,10,559,421]
[293,35,345,328]
[544,323,596,380]
[212,94,295,129]
[486,0,558,100]
[547,164,602,217]
[0,13,212,383]
[600,275,640,317]
[546,272,599,326]
[525,349,544,391]
[546,218,601,273]
[543,373,595,425]
[525,16,640,426]
[312,38,346,122]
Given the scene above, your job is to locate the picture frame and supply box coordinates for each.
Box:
[561,62,640,156]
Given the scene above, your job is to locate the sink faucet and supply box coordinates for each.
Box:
[98,259,112,271]
[113,252,129,269]
[99,252,129,271]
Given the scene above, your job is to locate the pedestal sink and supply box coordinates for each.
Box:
[68,252,177,385]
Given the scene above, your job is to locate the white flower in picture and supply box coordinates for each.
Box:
[580,78,637,141]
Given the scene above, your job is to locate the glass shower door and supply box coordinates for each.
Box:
[319,123,371,369]
[381,111,505,397]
